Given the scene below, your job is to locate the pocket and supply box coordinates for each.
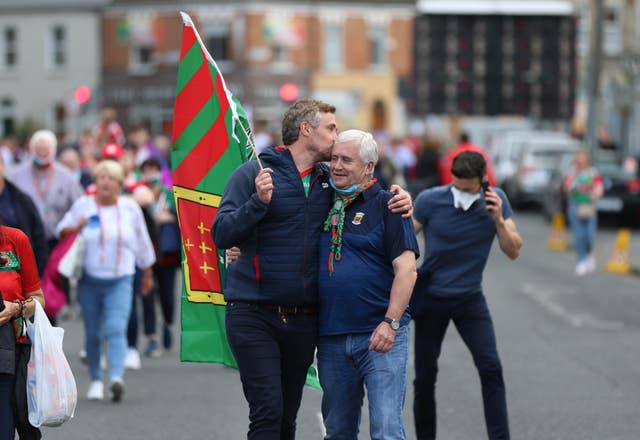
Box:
[225,301,254,316]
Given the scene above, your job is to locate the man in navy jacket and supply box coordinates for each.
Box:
[213,100,411,440]
[0,155,47,274]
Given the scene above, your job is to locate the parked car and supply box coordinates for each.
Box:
[502,145,578,207]
[541,152,640,226]
[492,130,578,186]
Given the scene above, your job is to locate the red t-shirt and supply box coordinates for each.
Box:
[0,226,41,302]
[439,143,497,186]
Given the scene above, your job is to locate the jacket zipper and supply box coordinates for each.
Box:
[302,171,323,304]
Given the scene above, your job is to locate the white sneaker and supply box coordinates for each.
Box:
[124,348,141,370]
[585,254,596,273]
[575,260,588,276]
[87,380,104,400]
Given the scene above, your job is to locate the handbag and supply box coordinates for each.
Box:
[576,203,596,219]
[41,238,72,317]
[25,301,77,427]
[57,232,85,279]
[158,222,181,254]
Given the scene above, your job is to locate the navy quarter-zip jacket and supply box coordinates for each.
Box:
[212,146,332,306]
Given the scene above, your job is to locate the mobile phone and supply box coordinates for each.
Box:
[482,180,495,205]
[0,291,4,312]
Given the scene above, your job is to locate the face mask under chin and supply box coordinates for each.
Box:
[32,157,52,169]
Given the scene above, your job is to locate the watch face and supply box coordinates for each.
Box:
[385,317,400,330]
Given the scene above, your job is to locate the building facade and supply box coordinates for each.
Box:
[101,0,414,138]
[0,0,106,139]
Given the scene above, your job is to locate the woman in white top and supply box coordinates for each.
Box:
[57,160,155,402]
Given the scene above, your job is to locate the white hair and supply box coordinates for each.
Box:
[337,129,378,166]
[29,129,58,157]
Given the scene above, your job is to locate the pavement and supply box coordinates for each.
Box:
[34,209,640,439]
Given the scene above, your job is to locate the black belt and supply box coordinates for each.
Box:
[253,303,318,315]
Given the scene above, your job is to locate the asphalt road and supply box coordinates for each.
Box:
[39,211,640,440]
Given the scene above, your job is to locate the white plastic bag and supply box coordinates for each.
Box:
[26,301,77,427]
[58,233,85,279]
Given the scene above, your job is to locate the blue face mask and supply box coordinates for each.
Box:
[32,157,52,169]
[329,177,360,195]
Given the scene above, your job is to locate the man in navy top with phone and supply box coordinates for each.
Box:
[411,151,523,440]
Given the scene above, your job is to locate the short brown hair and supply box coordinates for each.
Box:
[281,99,335,146]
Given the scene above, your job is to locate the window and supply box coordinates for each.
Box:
[2,27,17,68]
[369,25,387,69]
[205,22,230,62]
[130,44,155,74]
[1,98,15,136]
[50,25,66,68]
[272,44,288,64]
[323,23,342,71]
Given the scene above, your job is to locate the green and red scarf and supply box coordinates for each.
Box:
[323,178,376,274]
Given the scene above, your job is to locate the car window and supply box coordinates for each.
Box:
[596,162,634,179]
[529,150,575,170]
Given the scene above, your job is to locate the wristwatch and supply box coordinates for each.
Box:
[383,317,400,331]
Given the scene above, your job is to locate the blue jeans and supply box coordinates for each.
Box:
[413,294,509,440]
[567,203,597,263]
[318,325,409,440]
[78,274,133,382]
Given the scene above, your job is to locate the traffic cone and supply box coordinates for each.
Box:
[606,229,632,275]
[546,213,568,251]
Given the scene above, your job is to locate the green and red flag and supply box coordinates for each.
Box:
[171,11,253,367]
[170,12,320,389]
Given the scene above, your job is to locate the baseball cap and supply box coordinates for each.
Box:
[101,143,124,160]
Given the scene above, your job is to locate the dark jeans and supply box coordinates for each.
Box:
[14,344,40,440]
[225,302,317,440]
[0,373,13,440]
[152,264,177,326]
[413,293,509,440]
[127,269,145,347]
[127,265,177,347]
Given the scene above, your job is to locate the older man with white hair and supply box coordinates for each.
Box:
[317,129,419,439]
[9,129,84,251]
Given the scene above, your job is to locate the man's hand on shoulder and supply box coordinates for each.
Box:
[388,184,413,218]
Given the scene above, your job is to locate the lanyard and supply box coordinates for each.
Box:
[97,200,123,277]
[31,167,53,203]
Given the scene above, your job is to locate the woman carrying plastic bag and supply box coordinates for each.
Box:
[0,223,46,439]
[26,300,77,427]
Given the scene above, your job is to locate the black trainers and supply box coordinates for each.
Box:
[110,380,124,403]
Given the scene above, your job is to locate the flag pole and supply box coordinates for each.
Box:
[236,118,264,170]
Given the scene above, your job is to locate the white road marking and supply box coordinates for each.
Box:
[521,282,624,331]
